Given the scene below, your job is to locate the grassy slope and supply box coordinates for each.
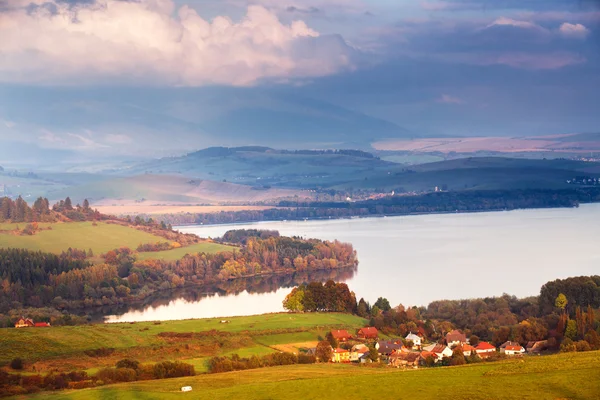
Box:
[136,242,235,261]
[22,352,600,400]
[0,313,366,364]
[0,221,231,259]
[0,222,161,254]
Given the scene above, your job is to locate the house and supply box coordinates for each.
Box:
[330,329,352,342]
[15,317,34,328]
[332,348,351,363]
[405,332,423,349]
[500,341,525,356]
[474,341,496,358]
[34,322,51,327]
[423,343,453,361]
[349,344,369,362]
[357,327,379,339]
[526,340,547,354]
[359,352,372,363]
[389,352,420,368]
[419,351,437,364]
[445,330,467,347]
[454,343,476,356]
[376,340,404,356]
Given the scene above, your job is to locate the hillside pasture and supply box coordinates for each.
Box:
[0,313,367,372]
[20,351,600,400]
[0,221,232,260]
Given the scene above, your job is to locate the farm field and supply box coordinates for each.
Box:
[0,221,231,259]
[20,351,600,400]
[0,313,367,372]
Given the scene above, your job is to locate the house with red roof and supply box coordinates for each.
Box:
[332,348,350,363]
[357,327,378,339]
[349,344,369,362]
[500,341,525,356]
[15,317,34,328]
[330,329,352,342]
[457,343,476,356]
[475,341,496,358]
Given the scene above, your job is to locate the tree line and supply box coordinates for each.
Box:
[136,188,600,226]
[0,231,357,318]
[282,276,600,354]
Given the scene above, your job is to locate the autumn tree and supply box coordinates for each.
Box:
[564,319,577,340]
[325,332,339,349]
[374,297,391,312]
[555,293,568,311]
[315,341,333,363]
[283,287,305,312]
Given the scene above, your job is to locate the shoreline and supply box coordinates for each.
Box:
[174,203,585,229]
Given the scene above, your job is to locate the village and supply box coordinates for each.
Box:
[312,327,547,368]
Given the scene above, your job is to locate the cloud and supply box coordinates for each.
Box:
[104,133,133,144]
[486,17,550,34]
[0,0,355,86]
[558,22,590,38]
[436,94,463,104]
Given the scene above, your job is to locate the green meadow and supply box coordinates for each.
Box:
[0,221,231,260]
[0,313,366,366]
[20,352,600,400]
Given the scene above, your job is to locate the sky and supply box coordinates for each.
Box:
[0,0,599,157]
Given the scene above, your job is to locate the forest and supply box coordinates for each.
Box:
[141,188,600,226]
[0,231,357,322]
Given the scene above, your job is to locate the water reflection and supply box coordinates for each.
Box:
[102,267,356,323]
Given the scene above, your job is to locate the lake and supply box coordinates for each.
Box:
[104,205,600,323]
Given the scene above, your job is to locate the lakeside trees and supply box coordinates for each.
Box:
[135,188,600,226]
[283,281,357,313]
[0,231,357,318]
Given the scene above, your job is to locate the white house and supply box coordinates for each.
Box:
[405,332,422,349]
[423,343,453,361]
[500,341,525,356]
[349,344,369,362]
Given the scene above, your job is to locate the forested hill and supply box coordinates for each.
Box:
[0,230,357,321]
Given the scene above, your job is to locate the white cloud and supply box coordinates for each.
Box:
[558,23,590,39]
[0,0,354,86]
[104,134,133,144]
[486,17,549,34]
[436,94,463,104]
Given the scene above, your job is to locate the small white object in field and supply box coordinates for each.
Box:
[181,386,192,392]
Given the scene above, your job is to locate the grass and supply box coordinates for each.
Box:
[0,221,232,260]
[19,351,600,400]
[137,242,235,261]
[0,313,366,369]
[0,222,163,255]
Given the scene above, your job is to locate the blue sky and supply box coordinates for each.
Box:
[0,0,598,155]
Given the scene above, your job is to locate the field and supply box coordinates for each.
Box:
[0,221,232,259]
[18,351,600,400]
[94,204,276,216]
[0,313,366,372]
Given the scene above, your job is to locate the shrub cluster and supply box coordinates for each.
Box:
[209,352,316,373]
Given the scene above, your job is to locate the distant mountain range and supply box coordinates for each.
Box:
[0,86,413,161]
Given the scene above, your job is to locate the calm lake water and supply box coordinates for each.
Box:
[104,205,600,323]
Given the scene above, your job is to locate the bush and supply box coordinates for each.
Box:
[10,358,23,370]
[560,338,576,353]
[575,340,591,352]
[116,359,140,370]
[96,367,137,383]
